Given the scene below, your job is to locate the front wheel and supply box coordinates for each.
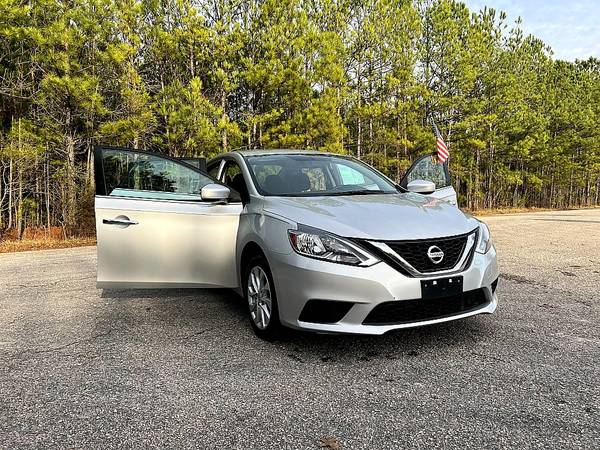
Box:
[244,255,281,340]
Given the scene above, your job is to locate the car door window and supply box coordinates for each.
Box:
[207,160,221,179]
[99,148,214,201]
[221,160,250,203]
[222,161,241,185]
[404,154,450,189]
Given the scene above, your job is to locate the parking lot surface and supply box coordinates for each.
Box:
[1,209,599,449]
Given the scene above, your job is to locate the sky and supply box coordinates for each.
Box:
[463,0,600,61]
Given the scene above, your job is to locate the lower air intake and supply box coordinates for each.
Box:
[299,300,354,324]
[363,289,489,325]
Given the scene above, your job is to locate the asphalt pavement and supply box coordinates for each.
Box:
[1,209,599,449]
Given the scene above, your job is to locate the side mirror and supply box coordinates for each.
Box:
[407,179,436,195]
[201,184,230,202]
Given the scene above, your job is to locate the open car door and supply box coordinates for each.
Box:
[94,147,242,289]
[400,152,458,206]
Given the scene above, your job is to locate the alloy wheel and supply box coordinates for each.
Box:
[247,266,272,330]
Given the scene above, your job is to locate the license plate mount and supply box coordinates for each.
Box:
[421,276,463,299]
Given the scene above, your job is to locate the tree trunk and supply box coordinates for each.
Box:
[357,116,362,159]
[46,156,51,230]
[259,122,263,147]
[356,66,362,159]
[487,126,494,208]
[35,155,40,228]
[585,171,591,206]
[567,170,573,207]
[85,143,94,186]
[8,158,13,229]
[474,148,480,210]
[221,91,228,151]
[402,114,408,180]
[0,164,3,230]
[17,168,23,240]
[551,177,555,208]
[368,117,373,164]
[65,126,76,232]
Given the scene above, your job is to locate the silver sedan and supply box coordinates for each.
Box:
[94,148,498,339]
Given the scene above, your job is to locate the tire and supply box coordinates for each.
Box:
[243,254,282,340]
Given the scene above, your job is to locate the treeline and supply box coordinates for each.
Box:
[1,0,599,237]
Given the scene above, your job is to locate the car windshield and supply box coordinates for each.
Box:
[245,153,398,197]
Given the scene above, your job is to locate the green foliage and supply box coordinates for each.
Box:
[154,78,224,157]
[1,0,599,235]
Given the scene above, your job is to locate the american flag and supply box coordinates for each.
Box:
[433,120,449,164]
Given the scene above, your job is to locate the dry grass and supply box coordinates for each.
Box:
[468,205,600,217]
[470,206,557,216]
[0,236,96,254]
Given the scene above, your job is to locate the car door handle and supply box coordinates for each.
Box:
[103,218,139,226]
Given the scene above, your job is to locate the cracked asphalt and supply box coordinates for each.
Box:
[1,209,599,449]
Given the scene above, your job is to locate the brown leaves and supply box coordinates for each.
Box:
[319,436,342,450]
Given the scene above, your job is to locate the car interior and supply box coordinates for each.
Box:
[219,161,250,203]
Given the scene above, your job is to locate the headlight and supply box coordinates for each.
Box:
[288,226,379,266]
[475,222,493,254]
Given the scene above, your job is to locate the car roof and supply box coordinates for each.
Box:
[231,149,341,157]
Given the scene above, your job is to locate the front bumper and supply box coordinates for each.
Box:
[268,246,499,335]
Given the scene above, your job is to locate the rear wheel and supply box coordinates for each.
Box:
[244,255,281,340]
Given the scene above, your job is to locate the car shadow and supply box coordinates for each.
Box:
[99,287,495,358]
[99,288,234,299]
[98,287,247,325]
[275,317,494,359]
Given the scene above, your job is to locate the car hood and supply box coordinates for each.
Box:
[262,193,479,240]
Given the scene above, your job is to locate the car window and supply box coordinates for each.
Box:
[337,164,366,185]
[218,160,249,203]
[301,167,328,191]
[405,155,449,188]
[246,154,398,196]
[207,161,221,178]
[101,149,213,201]
[222,161,241,185]
[252,163,284,185]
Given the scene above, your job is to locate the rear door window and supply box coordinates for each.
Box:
[402,154,450,189]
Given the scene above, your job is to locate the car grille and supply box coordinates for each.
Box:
[363,288,489,325]
[383,230,475,273]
